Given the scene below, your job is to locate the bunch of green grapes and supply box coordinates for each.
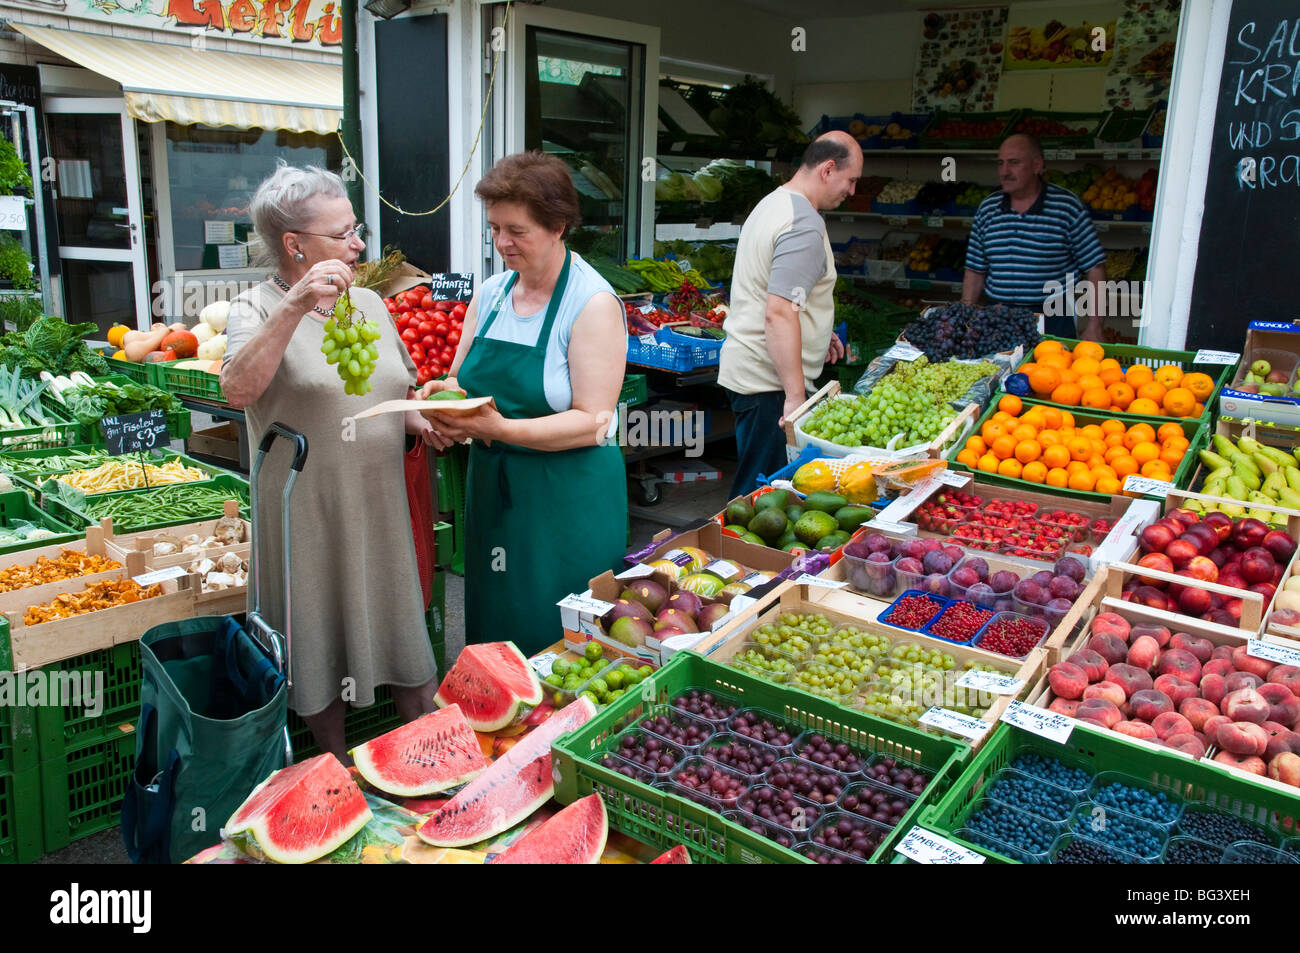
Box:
[320,291,383,395]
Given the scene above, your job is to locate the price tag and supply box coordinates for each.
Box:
[638,333,657,347]
[1103,151,1119,161]
[794,573,848,589]
[556,593,617,616]
[677,258,692,274]
[1095,221,1110,232]
[924,215,944,228]
[1194,349,1240,365]
[956,670,1025,695]
[530,652,559,678]
[1000,700,1075,743]
[1127,150,1144,160]
[100,410,170,455]
[704,559,743,581]
[886,215,908,226]
[1247,639,1300,667]
[0,195,27,230]
[1058,150,1076,161]
[894,827,986,865]
[639,304,656,314]
[132,565,189,587]
[615,562,656,580]
[1043,149,1060,161]
[1123,475,1174,498]
[426,273,474,302]
[864,518,914,535]
[884,342,924,362]
[920,707,991,741]
[893,279,911,289]
[938,469,970,487]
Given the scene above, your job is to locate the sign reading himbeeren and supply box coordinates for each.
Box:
[60,0,342,49]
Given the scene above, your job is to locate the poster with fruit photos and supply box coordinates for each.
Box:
[1104,0,1181,108]
[912,7,1009,113]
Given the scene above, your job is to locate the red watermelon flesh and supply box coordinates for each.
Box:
[223,754,372,864]
[350,704,490,797]
[416,696,597,848]
[489,794,607,864]
[434,642,544,732]
[650,845,692,864]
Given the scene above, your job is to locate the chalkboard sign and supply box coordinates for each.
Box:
[100,410,170,455]
[426,273,473,302]
[1188,1,1300,350]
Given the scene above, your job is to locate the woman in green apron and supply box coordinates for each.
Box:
[421,152,627,657]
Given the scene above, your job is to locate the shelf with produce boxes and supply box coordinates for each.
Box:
[692,579,1047,749]
[0,444,230,504]
[42,474,249,536]
[0,489,82,554]
[0,366,83,454]
[947,396,1208,502]
[67,374,192,443]
[1030,591,1300,799]
[919,721,1300,865]
[1187,417,1300,521]
[1217,322,1300,426]
[551,649,971,864]
[101,305,228,389]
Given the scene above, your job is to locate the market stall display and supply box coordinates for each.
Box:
[433,640,544,732]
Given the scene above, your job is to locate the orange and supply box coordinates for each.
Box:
[1162,436,1190,455]
[1077,374,1106,393]
[1106,382,1135,409]
[1028,366,1062,396]
[1058,367,1080,384]
[1156,422,1184,443]
[1068,470,1096,492]
[1033,340,1064,361]
[1095,475,1122,495]
[956,449,980,468]
[1154,365,1184,390]
[1071,358,1101,379]
[1104,445,1130,463]
[1042,408,1064,429]
[965,435,987,455]
[1011,424,1039,443]
[1021,461,1048,483]
[1046,468,1069,488]
[992,435,1017,460]
[1051,382,1084,405]
[1100,419,1126,436]
[1141,460,1173,478]
[1098,356,1122,375]
[978,453,1000,473]
[1067,436,1093,461]
[1067,460,1090,475]
[1136,381,1168,405]
[1037,429,1061,447]
[1081,424,1105,441]
[1020,407,1047,429]
[1126,364,1154,388]
[998,394,1023,416]
[1060,411,1076,428]
[1041,352,1072,371]
[1093,465,1118,481]
[1159,446,1185,468]
[1193,402,1205,418]
[1042,444,1071,469]
[993,410,1014,424]
[982,421,1007,443]
[1015,439,1042,464]
[1131,441,1160,465]
[1073,340,1105,363]
[1098,366,1125,386]
[1111,455,1140,477]
[1081,387,1110,409]
[997,458,1023,479]
[1182,372,1214,401]
[1163,387,1196,417]
[1127,398,1162,416]
[1104,432,1125,448]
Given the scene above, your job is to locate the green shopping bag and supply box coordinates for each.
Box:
[122,615,288,864]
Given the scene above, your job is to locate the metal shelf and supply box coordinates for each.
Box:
[827,211,1152,232]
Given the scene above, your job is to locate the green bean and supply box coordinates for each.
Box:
[2,449,113,478]
[77,482,250,531]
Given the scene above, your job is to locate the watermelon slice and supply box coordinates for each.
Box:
[350,704,490,797]
[650,844,692,864]
[223,754,372,864]
[489,794,607,864]
[434,642,544,732]
[416,696,597,847]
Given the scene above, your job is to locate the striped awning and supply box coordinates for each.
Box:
[15,23,341,135]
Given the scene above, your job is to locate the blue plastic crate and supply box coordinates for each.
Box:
[864,112,931,150]
[626,327,723,372]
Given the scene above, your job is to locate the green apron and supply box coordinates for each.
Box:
[458,249,627,657]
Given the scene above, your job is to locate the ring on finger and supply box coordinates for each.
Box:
[326,274,335,286]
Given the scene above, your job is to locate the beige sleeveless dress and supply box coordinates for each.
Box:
[224,281,436,716]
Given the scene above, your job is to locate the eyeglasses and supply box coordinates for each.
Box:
[296,223,367,242]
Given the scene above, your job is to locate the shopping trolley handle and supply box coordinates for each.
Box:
[257,422,309,471]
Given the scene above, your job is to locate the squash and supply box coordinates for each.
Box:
[192,323,216,345]
[200,300,229,333]
[122,327,168,362]
[161,329,199,359]
[196,334,226,361]
[144,349,177,363]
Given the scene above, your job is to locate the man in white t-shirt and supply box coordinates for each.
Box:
[719,131,861,497]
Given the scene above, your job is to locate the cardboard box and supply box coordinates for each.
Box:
[1218,321,1300,426]
[187,421,241,464]
[375,262,434,299]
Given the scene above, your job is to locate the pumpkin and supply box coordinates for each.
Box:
[161,329,199,359]
[144,349,177,363]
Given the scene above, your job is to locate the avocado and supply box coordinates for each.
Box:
[785,505,805,524]
[725,499,755,526]
[834,505,875,533]
[753,489,790,513]
[747,507,788,542]
[777,530,798,548]
[794,510,839,546]
[801,491,848,514]
[781,541,808,554]
[724,524,749,536]
[740,532,767,546]
[815,530,851,552]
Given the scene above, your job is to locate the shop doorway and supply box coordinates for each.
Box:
[43,98,150,334]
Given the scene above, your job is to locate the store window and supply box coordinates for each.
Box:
[164,124,342,272]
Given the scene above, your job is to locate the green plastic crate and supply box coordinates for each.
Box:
[918,109,1022,150]
[32,642,141,763]
[39,729,136,850]
[100,353,153,386]
[886,822,1012,863]
[19,448,233,503]
[0,419,83,454]
[0,490,83,555]
[0,768,43,864]
[921,723,1300,864]
[1010,110,1106,148]
[161,363,224,403]
[552,651,970,864]
[619,374,648,408]
[0,617,39,775]
[71,373,193,445]
[42,473,249,533]
[946,400,1208,502]
[437,445,468,576]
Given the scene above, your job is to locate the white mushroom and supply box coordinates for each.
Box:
[193,557,216,576]
[213,516,245,545]
[206,572,237,590]
[217,552,244,574]
[182,544,203,557]
[182,534,202,547]
[201,536,223,549]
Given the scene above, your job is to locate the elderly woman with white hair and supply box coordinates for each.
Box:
[220,163,438,762]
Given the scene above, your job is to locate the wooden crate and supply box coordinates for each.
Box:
[102,500,249,570]
[187,421,240,463]
[190,542,249,617]
[1177,417,1300,524]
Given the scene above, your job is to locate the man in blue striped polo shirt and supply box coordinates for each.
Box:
[962,134,1106,340]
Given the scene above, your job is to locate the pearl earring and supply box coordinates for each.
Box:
[294,252,305,262]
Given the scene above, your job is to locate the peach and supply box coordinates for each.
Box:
[1258,683,1300,727]
[1111,720,1157,741]
[1178,587,1214,617]
[1048,662,1089,701]
[1210,645,1236,662]
[1140,523,1177,554]
[1203,714,1233,740]
[1154,674,1199,707]
[1232,645,1276,679]
[1169,633,1213,663]
[1162,732,1207,758]
[1214,751,1268,775]
[1185,555,1220,583]
[1105,663,1154,699]
[1090,612,1131,642]
[1048,697,1080,717]
[1088,632,1129,666]
[1156,649,1203,685]
[1130,623,1173,648]
[1084,681,1128,707]
[1152,711,1194,740]
[1224,671,1263,693]
[1126,635,1162,672]
[1265,728,1300,762]
[1203,658,1235,679]
[1268,665,1300,696]
[1130,689,1174,721]
[1179,697,1221,732]
[1223,687,1270,724]
[1164,538,1199,568]
[1216,720,1270,756]
[1268,751,1300,787]
[1067,648,1109,683]
[1075,698,1123,729]
[1200,673,1227,708]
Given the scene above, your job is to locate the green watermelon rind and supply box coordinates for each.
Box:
[433,641,544,732]
[350,703,490,798]
[415,696,597,848]
[488,794,607,864]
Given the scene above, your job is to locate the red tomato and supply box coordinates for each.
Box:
[451,303,467,321]
[416,368,431,385]
[385,301,396,313]
[441,348,454,364]
[400,328,418,343]
[421,293,434,310]
[421,334,436,350]
[428,362,443,377]
[432,335,446,349]
[411,345,426,362]
[418,320,435,336]
[397,301,412,313]
[433,301,454,312]
[447,328,461,346]
[434,319,449,336]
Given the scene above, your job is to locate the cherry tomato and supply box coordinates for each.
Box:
[421,293,434,310]
[421,334,436,350]
[433,301,454,312]
[434,319,449,336]
[451,303,467,321]
[397,301,412,314]
[418,320,435,336]
[432,335,446,349]
[447,328,461,346]
[401,328,418,343]
[429,362,443,378]
[441,347,454,364]
[385,301,396,314]
[411,345,425,362]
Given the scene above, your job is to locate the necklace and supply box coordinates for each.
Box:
[271,274,334,318]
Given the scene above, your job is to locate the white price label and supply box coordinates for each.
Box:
[1058,150,1077,161]
[1103,150,1119,161]
[132,565,189,587]
[894,827,986,865]
[920,707,991,741]
[616,562,656,580]
[864,518,914,535]
[556,593,617,616]
[677,258,692,274]
[704,559,742,581]
[638,333,657,347]
[795,573,848,589]
[956,670,1025,695]
[894,279,911,289]
[1194,349,1241,365]
[1123,475,1174,498]
[924,215,944,227]
[530,652,559,678]
[886,215,908,226]
[639,304,656,314]
[938,469,970,487]
[885,343,924,362]
[0,195,27,231]
[1000,700,1075,743]
[1247,639,1300,667]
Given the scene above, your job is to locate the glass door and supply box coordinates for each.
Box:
[43,99,150,333]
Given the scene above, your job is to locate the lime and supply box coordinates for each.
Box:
[604,670,625,691]
[589,678,609,697]
[562,675,583,691]
[623,670,643,686]
[551,658,571,677]
[584,641,604,663]
[544,673,563,688]
[608,689,625,702]
[637,665,654,678]
[552,690,565,707]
